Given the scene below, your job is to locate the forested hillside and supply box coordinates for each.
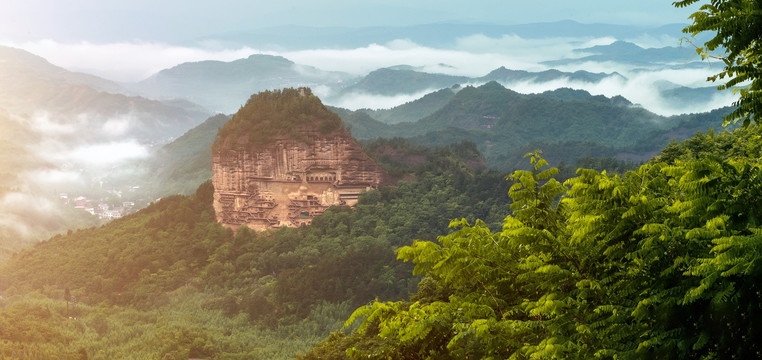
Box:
[142,113,231,197]
[213,88,345,152]
[356,87,457,124]
[302,124,762,359]
[0,140,512,359]
[129,82,730,201]
[339,82,729,169]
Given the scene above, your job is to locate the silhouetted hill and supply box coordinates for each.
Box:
[543,40,700,67]
[133,54,353,113]
[536,88,632,106]
[137,85,729,196]
[0,45,209,142]
[357,87,457,124]
[330,67,623,104]
[333,68,468,97]
[480,66,621,83]
[337,82,728,169]
[328,106,396,139]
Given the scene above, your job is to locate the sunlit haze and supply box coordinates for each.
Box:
[0,0,734,245]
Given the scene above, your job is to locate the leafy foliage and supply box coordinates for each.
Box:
[652,123,762,164]
[305,140,762,359]
[675,0,762,125]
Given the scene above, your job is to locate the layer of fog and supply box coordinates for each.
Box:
[326,89,446,111]
[497,67,737,116]
[0,109,156,249]
[2,31,694,80]
[1,35,735,150]
[299,37,735,116]
[324,66,736,116]
[5,31,733,116]
[0,191,53,242]
[4,111,152,203]
[28,111,151,168]
[2,40,259,82]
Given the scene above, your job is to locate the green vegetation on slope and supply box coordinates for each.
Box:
[141,84,730,200]
[334,68,468,97]
[0,140,512,359]
[302,125,762,359]
[358,87,456,124]
[213,88,344,152]
[146,113,231,197]
[339,82,728,170]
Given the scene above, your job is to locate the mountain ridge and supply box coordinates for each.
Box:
[136,84,729,199]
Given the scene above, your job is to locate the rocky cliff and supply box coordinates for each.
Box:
[211,88,384,230]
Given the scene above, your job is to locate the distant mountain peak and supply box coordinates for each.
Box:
[537,87,633,106]
[386,64,423,71]
[579,40,644,54]
[481,66,616,84]
[241,53,295,64]
[0,45,54,68]
[477,80,509,91]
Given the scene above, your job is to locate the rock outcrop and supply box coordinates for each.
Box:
[211,88,384,230]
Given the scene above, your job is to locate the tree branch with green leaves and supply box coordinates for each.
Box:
[674,0,762,126]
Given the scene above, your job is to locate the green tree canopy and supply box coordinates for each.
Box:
[212,87,345,152]
[675,0,762,125]
[301,148,762,359]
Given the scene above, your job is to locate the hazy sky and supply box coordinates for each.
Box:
[0,0,720,116]
[2,1,695,43]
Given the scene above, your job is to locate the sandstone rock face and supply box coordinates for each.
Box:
[212,130,383,231]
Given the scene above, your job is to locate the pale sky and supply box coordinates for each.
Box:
[0,0,708,84]
[1,1,696,43]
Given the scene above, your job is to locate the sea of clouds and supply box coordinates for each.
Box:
[0,32,738,181]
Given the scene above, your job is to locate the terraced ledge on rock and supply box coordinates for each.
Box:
[211,88,384,231]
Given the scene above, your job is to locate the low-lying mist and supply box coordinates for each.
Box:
[0,110,159,254]
[2,30,735,117]
[323,67,735,116]
[0,27,739,252]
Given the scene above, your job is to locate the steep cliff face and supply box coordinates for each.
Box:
[211,88,384,230]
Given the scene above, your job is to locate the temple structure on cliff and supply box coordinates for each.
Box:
[211,88,384,231]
